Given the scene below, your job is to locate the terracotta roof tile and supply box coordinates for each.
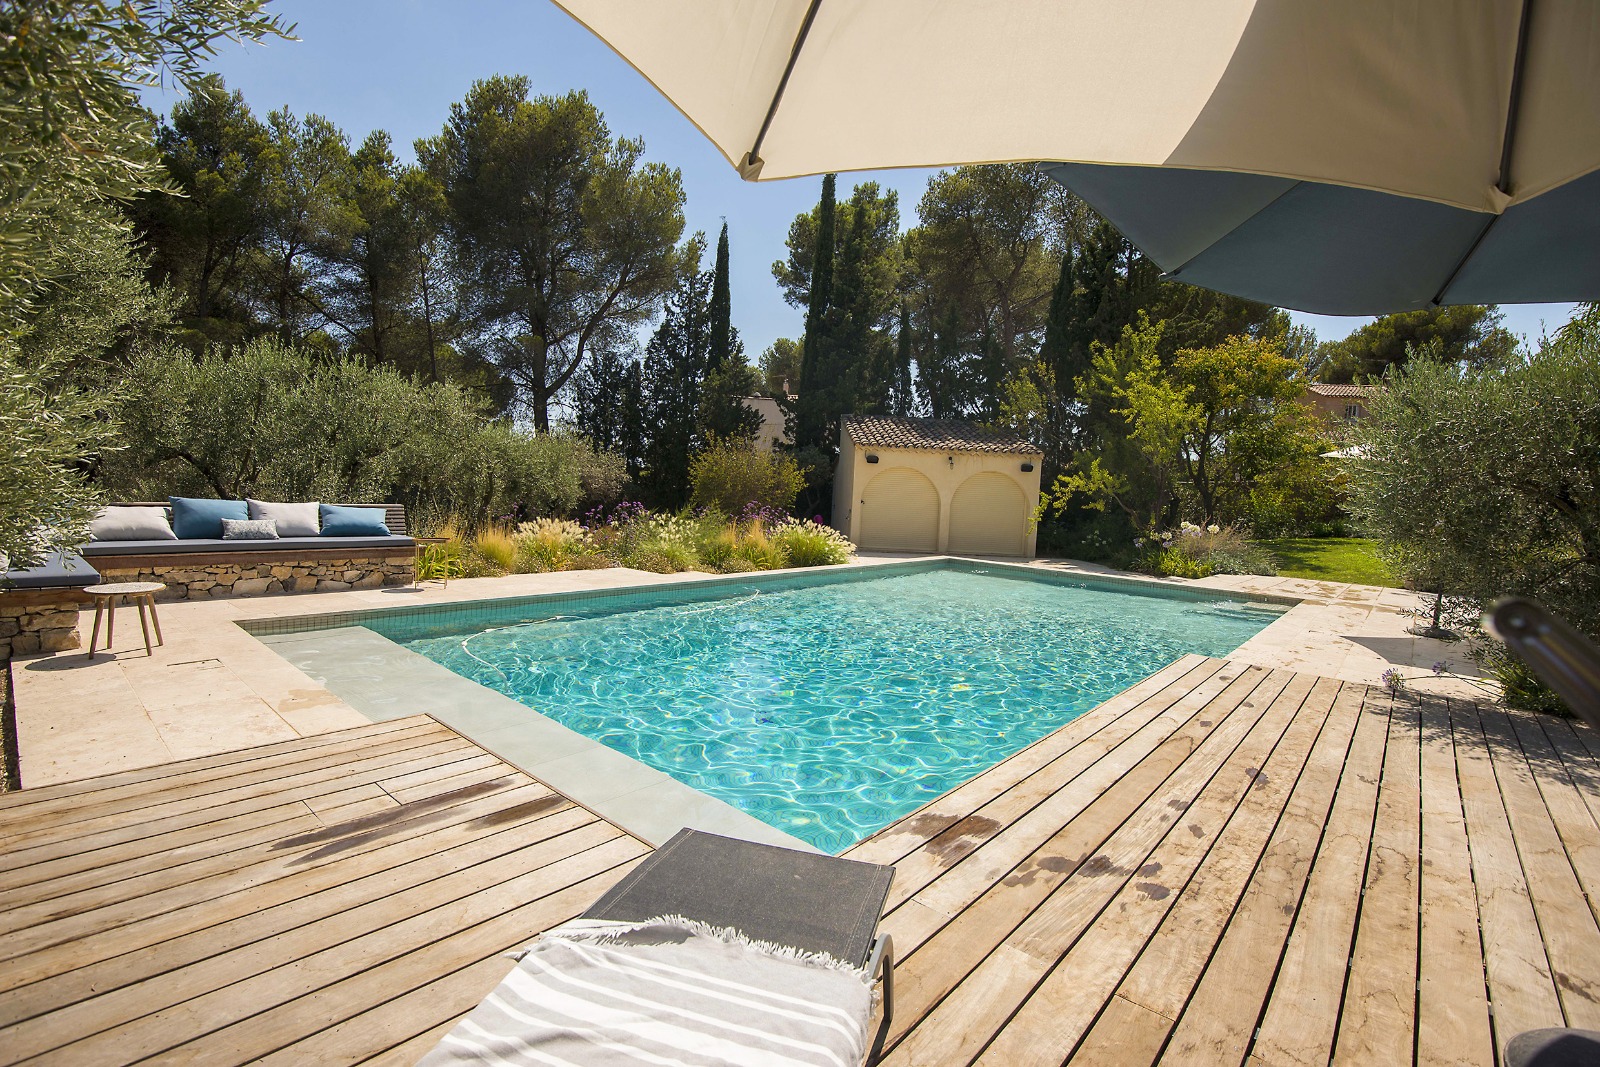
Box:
[842,415,1039,455]
[1307,383,1380,397]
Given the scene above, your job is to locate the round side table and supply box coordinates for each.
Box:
[83,582,166,657]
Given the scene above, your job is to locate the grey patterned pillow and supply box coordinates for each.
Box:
[221,517,279,540]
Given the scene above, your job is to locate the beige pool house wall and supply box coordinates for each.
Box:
[833,430,1044,558]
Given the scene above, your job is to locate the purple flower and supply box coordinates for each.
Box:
[1431,661,1447,675]
[813,514,824,523]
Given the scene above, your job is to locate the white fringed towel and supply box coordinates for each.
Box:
[419,916,873,1066]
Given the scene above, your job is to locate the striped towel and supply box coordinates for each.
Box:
[420,916,874,1066]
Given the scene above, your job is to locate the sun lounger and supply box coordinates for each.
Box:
[420,828,896,1065]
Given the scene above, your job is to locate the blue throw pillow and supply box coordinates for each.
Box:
[319,503,391,537]
[169,496,249,539]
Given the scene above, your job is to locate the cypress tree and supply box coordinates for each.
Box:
[1039,248,1077,390]
[795,173,836,449]
[892,302,914,416]
[708,221,731,371]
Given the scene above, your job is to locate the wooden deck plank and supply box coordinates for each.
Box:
[0,776,541,970]
[847,655,1223,868]
[1480,704,1600,1030]
[0,719,449,836]
[940,673,1327,1066]
[6,659,1597,1067]
[0,771,525,939]
[1415,696,1496,1067]
[3,820,623,1062]
[1451,699,1563,1052]
[876,667,1287,1056]
[0,716,435,815]
[45,839,647,1065]
[1078,679,1361,1067]
[873,660,1248,913]
[0,735,480,869]
[1332,694,1422,1065]
[1508,713,1600,938]
[890,664,1268,935]
[0,802,591,1038]
[1241,686,1395,1066]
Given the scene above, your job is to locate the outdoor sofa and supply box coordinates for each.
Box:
[78,498,417,600]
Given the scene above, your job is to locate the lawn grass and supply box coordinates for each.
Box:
[1256,537,1397,587]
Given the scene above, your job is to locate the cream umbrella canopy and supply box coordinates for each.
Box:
[552,0,1600,312]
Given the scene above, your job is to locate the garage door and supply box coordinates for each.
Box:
[857,468,940,552]
[948,472,1028,555]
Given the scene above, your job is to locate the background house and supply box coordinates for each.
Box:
[833,416,1043,557]
[740,396,791,451]
[1302,383,1380,423]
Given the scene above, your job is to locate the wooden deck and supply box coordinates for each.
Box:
[4,655,1600,1064]
[0,715,648,1065]
[845,653,1600,1066]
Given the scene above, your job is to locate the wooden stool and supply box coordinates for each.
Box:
[84,582,166,657]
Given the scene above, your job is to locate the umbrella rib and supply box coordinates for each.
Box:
[1431,0,1534,305]
[740,0,825,179]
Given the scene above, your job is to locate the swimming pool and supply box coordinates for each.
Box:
[358,563,1285,853]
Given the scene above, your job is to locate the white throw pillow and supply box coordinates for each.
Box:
[246,499,320,538]
[89,506,178,542]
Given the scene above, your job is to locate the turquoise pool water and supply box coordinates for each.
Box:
[379,565,1284,853]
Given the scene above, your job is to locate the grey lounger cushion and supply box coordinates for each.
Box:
[80,535,414,556]
[1,551,100,589]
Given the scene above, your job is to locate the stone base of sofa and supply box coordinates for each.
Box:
[95,556,416,600]
[0,596,85,657]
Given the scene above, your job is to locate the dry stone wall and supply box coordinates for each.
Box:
[0,597,86,657]
[95,556,414,600]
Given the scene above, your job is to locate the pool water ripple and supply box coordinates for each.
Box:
[394,568,1280,853]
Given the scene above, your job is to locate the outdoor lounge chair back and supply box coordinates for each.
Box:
[421,829,896,1065]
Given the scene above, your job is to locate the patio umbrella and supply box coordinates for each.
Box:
[552,0,1600,313]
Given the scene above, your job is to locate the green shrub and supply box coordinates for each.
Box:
[469,526,516,574]
[106,340,626,532]
[1152,547,1212,579]
[697,526,740,570]
[625,542,700,573]
[1139,522,1276,578]
[511,518,587,573]
[687,440,805,514]
[772,520,854,567]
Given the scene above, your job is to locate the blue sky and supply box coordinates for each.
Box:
[152,0,1577,357]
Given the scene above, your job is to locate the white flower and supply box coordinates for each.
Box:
[1207,524,1220,534]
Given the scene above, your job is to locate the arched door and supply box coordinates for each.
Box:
[948,472,1028,555]
[857,468,940,552]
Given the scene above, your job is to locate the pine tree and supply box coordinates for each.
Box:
[708,221,732,371]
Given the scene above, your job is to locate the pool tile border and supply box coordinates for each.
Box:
[238,556,1300,640]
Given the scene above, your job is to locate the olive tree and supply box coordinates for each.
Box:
[1348,319,1600,706]
[0,0,289,570]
